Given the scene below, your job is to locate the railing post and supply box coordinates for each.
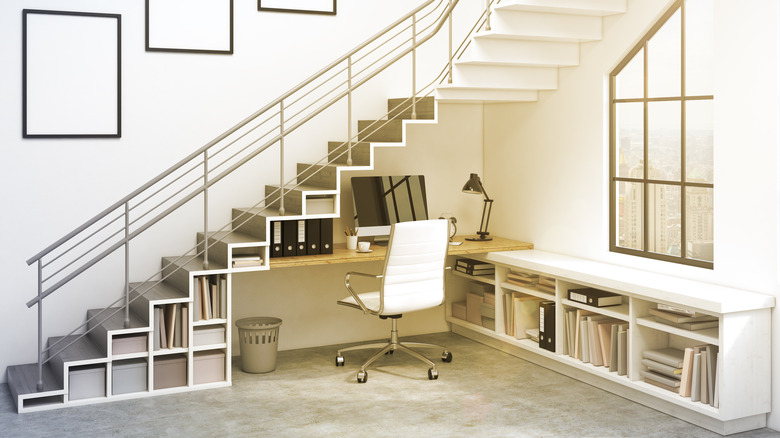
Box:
[36,259,43,391]
[124,202,130,328]
[448,0,453,84]
[203,150,210,270]
[486,0,492,32]
[411,13,417,120]
[347,56,353,166]
[279,101,286,216]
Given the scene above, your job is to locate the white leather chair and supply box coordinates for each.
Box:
[335,219,452,383]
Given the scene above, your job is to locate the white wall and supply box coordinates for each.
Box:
[484,0,780,429]
[0,0,478,383]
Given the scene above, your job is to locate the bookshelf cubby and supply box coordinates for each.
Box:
[445,250,774,435]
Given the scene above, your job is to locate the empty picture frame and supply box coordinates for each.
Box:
[259,0,337,15]
[22,9,122,138]
[146,0,234,54]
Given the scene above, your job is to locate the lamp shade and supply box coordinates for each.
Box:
[462,173,483,194]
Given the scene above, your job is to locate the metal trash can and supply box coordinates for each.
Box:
[236,317,282,373]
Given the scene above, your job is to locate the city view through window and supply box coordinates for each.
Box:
[610,0,714,268]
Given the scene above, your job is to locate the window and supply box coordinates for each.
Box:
[609,0,713,269]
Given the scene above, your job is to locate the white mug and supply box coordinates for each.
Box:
[358,241,370,252]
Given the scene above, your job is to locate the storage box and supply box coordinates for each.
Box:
[466,292,484,325]
[482,316,496,331]
[193,351,226,385]
[112,333,148,355]
[153,355,187,390]
[69,364,106,401]
[112,359,148,395]
[193,326,226,347]
[452,301,467,320]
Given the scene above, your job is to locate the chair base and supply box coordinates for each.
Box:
[335,318,452,383]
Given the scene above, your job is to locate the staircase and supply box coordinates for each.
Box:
[7,0,625,413]
[437,0,626,103]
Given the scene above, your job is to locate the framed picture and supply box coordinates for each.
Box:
[146,0,234,54]
[22,9,121,138]
[259,0,337,15]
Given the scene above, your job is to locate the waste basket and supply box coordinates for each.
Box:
[236,317,282,373]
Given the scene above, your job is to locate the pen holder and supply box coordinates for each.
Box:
[346,236,358,250]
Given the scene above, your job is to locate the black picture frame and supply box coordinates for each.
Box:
[22,9,122,139]
[146,0,234,54]
[259,0,337,15]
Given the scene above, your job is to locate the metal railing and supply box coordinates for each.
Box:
[24,0,499,391]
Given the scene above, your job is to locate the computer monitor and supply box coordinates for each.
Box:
[351,175,429,241]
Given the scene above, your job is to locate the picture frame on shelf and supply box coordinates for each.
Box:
[146,0,234,54]
[258,0,337,15]
[22,9,122,138]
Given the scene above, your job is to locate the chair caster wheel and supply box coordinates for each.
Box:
[441,351,453,362]
[335,355,345,366]
[357,371,368,383]
[428,368,439,380]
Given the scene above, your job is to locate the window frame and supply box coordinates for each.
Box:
[608,0,714,269]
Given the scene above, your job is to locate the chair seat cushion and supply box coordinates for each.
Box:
[338,290,443,315]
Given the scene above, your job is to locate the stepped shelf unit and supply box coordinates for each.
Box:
[446,249,774,435]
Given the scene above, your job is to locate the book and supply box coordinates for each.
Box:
[181,305,188,348]
[539,300,555,352]
[648,307,717,323]
[456,258,493,275]
[573,309,595,360]
[455,265,494,276]
[568,288,622,307]
[597,321,615,367]
[579,320,590,363]
[271,221,283,258]
[232,255,264,268]
[609,324,619,372]
[699,352,709,404]
[640,369,682,387]
[679,347,695,397]
[643,377,679,393]
[513,294,542,341]
[617,328,628,376]
[641,358,682,377]
[691,353,701,402]
[642,347,685,368]
[654,319,718,331]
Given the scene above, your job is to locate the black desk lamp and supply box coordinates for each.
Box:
[462,173,493,241]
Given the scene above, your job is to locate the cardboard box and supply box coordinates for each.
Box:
[193,327,226,347]
[112,359,148,395]
[193,351,225,385]
[112,333,148,355]
[69,364,106,401]
[153,355,186,390]
[452,301,467,320]
[466,292,484,325]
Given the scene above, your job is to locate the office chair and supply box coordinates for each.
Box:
[335,219,453,383]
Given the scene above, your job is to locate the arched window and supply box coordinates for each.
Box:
[609,0,713,268]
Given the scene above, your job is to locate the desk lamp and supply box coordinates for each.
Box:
[462,173,493,241]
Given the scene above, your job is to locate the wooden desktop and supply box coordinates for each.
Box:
[269,236,534,268]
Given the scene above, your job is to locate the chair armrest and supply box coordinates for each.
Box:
[344,271,383,314]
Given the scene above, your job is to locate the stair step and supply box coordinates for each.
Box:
[453,64,558,90]
[85,307,147,356]
[358,119,403,142]
[435,86,539,103]
[161,256,224,293]
[460,37,580,68]
[388,96,435,120]
[7,363,64,411]
[484,9,604,43]
[496,0,626,16]
[297,163,338,189]
[45,335,106,389]
[232,207,275,239]
[197,230,266,267]
[264,184,337,215]
[129,281,189,325]
[328,141,371,166]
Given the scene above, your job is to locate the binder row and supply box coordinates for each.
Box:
[270,218,333,258]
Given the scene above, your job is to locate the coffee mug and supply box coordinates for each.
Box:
[358,241,370,252]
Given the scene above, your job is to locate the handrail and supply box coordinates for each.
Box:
[26,0,499,388]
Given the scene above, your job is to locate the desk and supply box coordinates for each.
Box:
[269,236,534,269]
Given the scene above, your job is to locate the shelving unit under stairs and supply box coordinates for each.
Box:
[446,250,774,435]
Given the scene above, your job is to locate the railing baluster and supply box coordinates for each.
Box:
[124,202,130,328]
[37,259,43,391]
[412,14,417,120]
[279,101,285,216]
[203,151,209,270]
[486,0,492,31]
[347,56,353,166]
[448,0,453,84]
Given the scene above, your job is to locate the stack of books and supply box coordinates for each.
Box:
[455,258,494,276]
[505,270,538,287]
[537,276,555,294]
[640,347,684,392]
[641,345,719,406]
[649,304,718,331]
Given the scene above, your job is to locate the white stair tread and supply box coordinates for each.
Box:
[496,0,626,16]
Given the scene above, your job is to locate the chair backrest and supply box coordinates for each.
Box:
[379,219,449,315]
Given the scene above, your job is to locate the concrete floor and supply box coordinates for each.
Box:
[1,332,779,437]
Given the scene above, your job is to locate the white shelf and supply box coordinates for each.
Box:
[447,249,774,435]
